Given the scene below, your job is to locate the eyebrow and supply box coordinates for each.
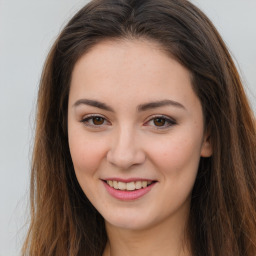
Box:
[73,99,114,112]
[137,99,186,112]
[73,98,186,112]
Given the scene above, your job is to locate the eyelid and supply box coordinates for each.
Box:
[80,114,111,128]
[144,114,177,129]
[80,114,176,130]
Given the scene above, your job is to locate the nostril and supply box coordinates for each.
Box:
[106,148,146,169]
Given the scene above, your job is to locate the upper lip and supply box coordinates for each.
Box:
[102,177,156,183]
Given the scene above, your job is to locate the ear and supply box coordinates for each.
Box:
[200,130,212,157]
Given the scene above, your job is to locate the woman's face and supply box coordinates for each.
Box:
[68,39,212,231]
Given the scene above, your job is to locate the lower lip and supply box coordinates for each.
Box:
[103,181,156,201]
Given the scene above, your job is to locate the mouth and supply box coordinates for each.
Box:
[102,179,157,200]
[104,180,155,191]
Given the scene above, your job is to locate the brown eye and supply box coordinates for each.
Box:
[145,115,176,130]
[92,117,105,125]
[153,118,166,127]
[81,115,108,127]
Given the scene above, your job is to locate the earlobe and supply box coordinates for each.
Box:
[200,133,212,157]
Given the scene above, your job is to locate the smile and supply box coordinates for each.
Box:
[103,179,157,201]
[106,180,153,191]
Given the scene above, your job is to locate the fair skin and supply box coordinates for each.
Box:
[68,39,212,256]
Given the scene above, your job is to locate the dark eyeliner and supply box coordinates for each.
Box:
[146,115,177,129]
[80,114,108,127]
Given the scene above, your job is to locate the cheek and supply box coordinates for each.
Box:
[148,131,203,176]
[147,133,202,213]
[68,132,109,203]
[68,131,107,176]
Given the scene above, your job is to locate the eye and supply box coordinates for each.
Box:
[80,115,110,127]
[153,117,167,127]
[145,115,177,129]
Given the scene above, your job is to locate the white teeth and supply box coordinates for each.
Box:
[113,180,118,189]
[135,181,142,189]
[127,182,136,191]
[106,180,153,191]
[118,181,126,190]
[142,181,147,188]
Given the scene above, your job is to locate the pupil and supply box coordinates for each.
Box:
[154,118,165,126]
[93,117,104,125]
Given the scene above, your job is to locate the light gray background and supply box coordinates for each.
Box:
[0,0,255,255]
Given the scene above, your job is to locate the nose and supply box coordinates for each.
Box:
[107,126,146,169]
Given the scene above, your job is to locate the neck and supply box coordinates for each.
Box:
[103,213,191,256]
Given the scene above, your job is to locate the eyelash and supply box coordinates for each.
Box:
[80,114,109,128]
[80,114,177,130]
[144,115,177,129]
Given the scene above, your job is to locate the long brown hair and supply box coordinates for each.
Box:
[22,0,256,255]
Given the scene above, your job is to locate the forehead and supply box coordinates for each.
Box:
[72,39,172,81]
[69,39,199,111]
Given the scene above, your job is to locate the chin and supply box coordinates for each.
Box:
[103,208,158,231]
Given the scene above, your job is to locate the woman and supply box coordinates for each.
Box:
[22,0,256,255]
